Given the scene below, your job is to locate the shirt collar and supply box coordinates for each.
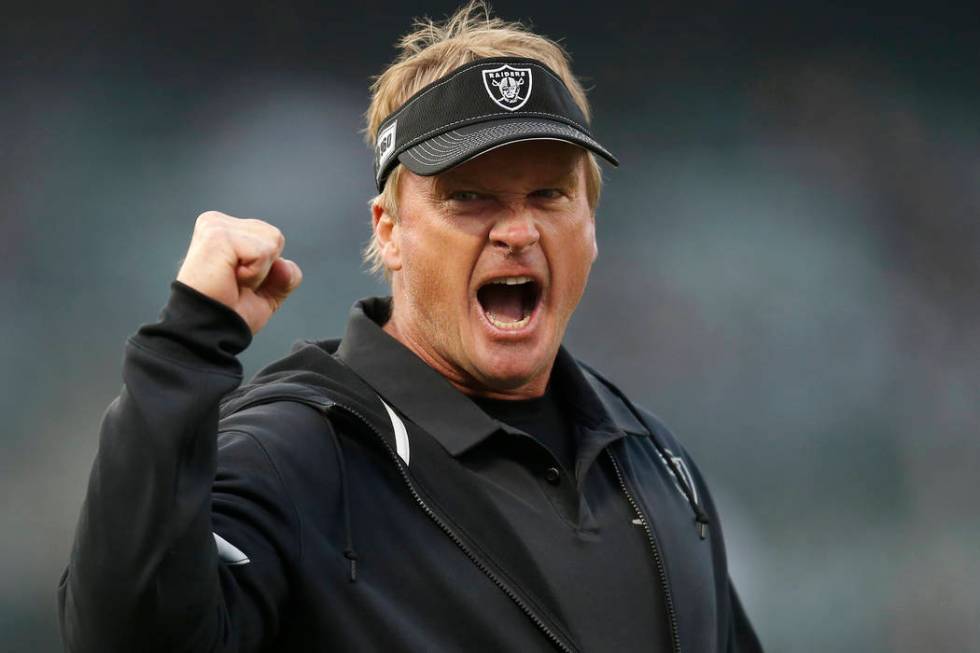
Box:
[335,296,649,457]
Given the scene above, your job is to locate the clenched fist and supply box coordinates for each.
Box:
[176,211,303,335]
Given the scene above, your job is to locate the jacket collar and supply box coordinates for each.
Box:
[335,296,649,456]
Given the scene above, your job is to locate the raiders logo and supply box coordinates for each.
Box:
[481,64,533,111]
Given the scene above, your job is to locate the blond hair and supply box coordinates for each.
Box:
[363,0,603,278]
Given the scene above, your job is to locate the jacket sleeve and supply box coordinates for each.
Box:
[58,281,299,653]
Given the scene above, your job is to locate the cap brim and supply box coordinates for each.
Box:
[398,118,619,177]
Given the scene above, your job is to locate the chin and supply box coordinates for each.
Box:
[470,342,551,392]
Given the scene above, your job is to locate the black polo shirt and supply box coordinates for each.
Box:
[336,298,671,652]
[471,382,576,476]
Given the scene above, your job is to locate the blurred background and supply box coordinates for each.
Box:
[2,1,978,651]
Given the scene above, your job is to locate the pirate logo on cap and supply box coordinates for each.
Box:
[481,63,533,111]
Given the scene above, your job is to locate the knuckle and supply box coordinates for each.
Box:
[193,224,232,250]
[196,222,224,243]
[195,210,223,227]
[250,220,284,247]
[262,240,280,259]
[254,224,284,254]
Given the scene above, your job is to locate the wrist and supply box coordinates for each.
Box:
[128,281,253,370]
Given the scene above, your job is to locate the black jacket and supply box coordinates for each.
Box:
[58,282,762,652]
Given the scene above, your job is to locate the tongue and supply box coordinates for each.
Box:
[480,284,525,322]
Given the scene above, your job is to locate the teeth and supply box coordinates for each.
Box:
[488,276,533,286]
[479,275,537,330]
[486,312,532,329]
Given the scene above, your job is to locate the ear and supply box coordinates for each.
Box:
[372,201,402,272]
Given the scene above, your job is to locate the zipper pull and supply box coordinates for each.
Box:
[344,548,359,582]
[694,506,710,540]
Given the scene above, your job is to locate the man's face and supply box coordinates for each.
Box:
[376,140,597,399]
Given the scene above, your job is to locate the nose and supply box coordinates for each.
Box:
[489,208,540,255]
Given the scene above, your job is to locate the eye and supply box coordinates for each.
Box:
[448,190,486,202]
[530,188,565,200]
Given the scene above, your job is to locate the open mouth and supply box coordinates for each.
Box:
[476,276,542,330]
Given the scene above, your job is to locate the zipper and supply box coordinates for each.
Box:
[332,402,575,653]
[607,450,682,653]
[231,394,575,653]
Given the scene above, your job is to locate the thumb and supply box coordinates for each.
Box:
[257,257,303,303]
[280,258,303,291]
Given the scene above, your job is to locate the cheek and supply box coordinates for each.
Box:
[399,221,475,306]
[554,218,596,285]
[400,231,446,295]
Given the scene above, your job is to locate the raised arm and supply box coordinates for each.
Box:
[58,212,303,652]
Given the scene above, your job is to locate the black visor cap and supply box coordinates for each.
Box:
[373,57,618,191]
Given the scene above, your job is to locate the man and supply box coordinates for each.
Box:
[59,3,762,652]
